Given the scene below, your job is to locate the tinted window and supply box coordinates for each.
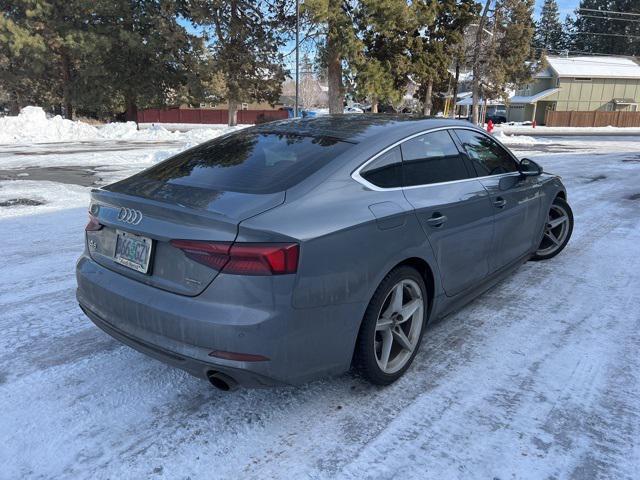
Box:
[400,130,470,186]
[360,146,403,188]
[126,131,354,194]
[454,129,518,176]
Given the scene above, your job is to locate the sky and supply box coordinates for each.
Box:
[536,0,579,18]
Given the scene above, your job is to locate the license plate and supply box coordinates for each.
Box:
[114,230,153,274]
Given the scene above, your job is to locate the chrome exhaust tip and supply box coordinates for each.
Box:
[206,371,238,391]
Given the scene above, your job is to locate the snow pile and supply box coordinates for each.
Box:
[0,107,99,144]
[0,107,248,145]
[95,121,141,140]
[179,126,242,144]
[99,122,243,143]
[495,130,550,145]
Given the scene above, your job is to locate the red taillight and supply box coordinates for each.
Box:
[225,243,299,275]
[85,213,103,231]
[170,240,299,275]
[169,240,231,271]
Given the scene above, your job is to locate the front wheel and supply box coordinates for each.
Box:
[532,197,574,261]
[353,266,427,385]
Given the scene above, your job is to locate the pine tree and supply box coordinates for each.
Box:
[409,0,478,115]
[471,0,493,124]
[0,1,212,120]
[305,0,361,114]
[192,1,289,125]
[471,0,538,123]
[494,0,538,87]
[99,1,210,121]
[353,0,413,113]
[572,0,640,56]
[0,0,110,118]
[534,0,564,53]
[560,15,576,53]
[0,5,50,114]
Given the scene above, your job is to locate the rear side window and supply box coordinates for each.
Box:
[360,146,403,188]
[129,131,354,194]
[400,130,470,186]
[454,129,518,176]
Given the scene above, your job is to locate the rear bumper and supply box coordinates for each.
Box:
[80,304,280,387]
[76,254,365,387]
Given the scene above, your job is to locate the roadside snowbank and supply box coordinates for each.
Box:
[497,124,640,136]
[0,107,98,144]
[0,107,246,145]
[495,131,551,146]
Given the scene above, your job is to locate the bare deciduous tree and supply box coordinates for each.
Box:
[299,73,321,109]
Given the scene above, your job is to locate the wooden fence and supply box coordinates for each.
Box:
[137,108,289,125]
[545,110,640,128]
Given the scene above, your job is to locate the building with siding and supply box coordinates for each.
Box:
[508,56,640,124]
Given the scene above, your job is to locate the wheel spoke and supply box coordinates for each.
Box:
[398,299,421,323]
[545,230,560,245]
[547,215,567,229]
[376,317,393,331]
[383,283,404,318]
[379,329,393,369]
[393,327,413,352]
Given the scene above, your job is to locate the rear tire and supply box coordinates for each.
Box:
[353,266,427,385]
[532,197,573,261]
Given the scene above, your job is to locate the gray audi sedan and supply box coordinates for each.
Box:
[76,116,573,390]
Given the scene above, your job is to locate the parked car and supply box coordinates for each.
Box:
[344,105,364,113]
[485,107,508,124]
[77,116,573,390]
[350,102,372,112]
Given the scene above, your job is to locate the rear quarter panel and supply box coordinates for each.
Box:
[236,178,442,312]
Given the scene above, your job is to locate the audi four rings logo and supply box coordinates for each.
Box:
[117,207,143,225]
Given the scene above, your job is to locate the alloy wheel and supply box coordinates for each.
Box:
[374,279,424,374]
[537,203,570,257]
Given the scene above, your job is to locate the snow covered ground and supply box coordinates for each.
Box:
[1,125,639,479]
[496,124,640,136]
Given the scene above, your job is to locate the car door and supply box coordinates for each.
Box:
[400,129,495,297]
[453,128,543,271]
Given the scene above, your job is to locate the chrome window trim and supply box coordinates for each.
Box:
[351,125,521,192]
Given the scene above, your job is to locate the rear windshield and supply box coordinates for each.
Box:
[128,131,355,194]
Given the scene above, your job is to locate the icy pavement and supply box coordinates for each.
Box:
[1,135,639,479]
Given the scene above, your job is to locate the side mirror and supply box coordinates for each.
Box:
[519,158,543,177]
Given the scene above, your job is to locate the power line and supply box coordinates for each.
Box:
[568,31,640,40]
[578,8,640,17]
[579,14,640,24]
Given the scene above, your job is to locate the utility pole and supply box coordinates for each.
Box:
[295,0,300,118]
[451,59,460,119]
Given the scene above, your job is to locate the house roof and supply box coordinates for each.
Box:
[546,56,640,79]
[509,88,560,104]
[613,98,637,105]
[456,97,505,106]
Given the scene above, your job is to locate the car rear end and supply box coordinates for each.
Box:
[76,128,358,388]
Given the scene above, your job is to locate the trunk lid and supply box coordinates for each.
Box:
[86,183,284,296]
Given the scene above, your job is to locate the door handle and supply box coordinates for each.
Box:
[493,197,507,208]
[426,213,448,227]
